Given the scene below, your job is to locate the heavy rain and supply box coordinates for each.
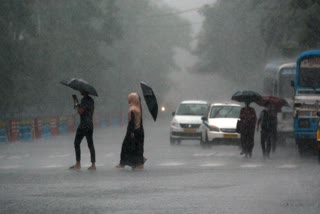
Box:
[1,0,320,213]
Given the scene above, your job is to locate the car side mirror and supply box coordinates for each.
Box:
[291,80,295,87]
[201,116,208,121]
[172,111,175,116]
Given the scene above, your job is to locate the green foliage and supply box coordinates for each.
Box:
[0,0,192,119]
[195,0,320,88]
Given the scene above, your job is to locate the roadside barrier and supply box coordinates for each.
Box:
[99,116,108,128]
[34,118,42,139]
[18,119,33,142]
[67,115,75,132]
[50,117,58,136]
[0,121,7,143]
[112,117,120,127]
[58,116,69,135]
[41,118,51,138]
[9,120,19,142]
[3,113,125,143]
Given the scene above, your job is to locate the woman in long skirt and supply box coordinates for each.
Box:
[116,93,146,169]
[239,102,257,158]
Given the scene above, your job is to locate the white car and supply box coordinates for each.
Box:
[170,100,209,145]
[200,102,242,146]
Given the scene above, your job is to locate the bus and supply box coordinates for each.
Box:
[263,62,295,141]
[292,50,320,156]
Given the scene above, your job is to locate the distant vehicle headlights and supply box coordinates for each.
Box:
[209,125,220,132]
[171,119,179,128]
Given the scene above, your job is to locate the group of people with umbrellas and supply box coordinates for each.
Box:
[232,90,290,158]
[61,77,288,170]
[61,78,158,170]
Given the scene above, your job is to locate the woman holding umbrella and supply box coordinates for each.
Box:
[239,102,257,158]
[116,93,146,170]
[232,90,260,158]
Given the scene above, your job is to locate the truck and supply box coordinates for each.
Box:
[292,50,320,158]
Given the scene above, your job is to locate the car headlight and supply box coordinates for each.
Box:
[171,119,179,128]
[209,125,219,132]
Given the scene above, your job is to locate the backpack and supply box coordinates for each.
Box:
[261,110,271,130]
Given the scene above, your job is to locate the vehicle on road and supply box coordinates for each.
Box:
[200,102,241,147]
[170,100,209,145]
[291,50,320,158]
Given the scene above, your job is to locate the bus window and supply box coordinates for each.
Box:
[299,57,320,87]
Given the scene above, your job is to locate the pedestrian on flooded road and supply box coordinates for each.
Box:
[69,91,96,170]
[116,92,146,170]
[239,102,257,158]
[257,103,277,158]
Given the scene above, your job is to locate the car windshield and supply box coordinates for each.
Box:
[209,106,241,118]
[176,103,208,116]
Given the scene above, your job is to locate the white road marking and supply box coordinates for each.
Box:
[158,162,185,166]
[277,164,298,169]
[200,163,225,167]
[240,164,263,168]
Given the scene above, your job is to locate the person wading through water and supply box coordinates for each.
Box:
[239,102,257,158]
[257,102,277,158]
[69,91,96,170]
[116,92,146,170]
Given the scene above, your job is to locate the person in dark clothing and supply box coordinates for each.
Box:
[269,108,278,153]
[69,91,96,170]
[257,104,278,158]
[116,92,146,170]
[239,102,257,158]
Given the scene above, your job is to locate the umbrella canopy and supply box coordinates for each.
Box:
[255,95,290,110]
[231,90,262,104]
[140,81,158,121]
[60,78,98,96]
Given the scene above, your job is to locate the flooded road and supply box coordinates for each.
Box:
[0,118,319,213]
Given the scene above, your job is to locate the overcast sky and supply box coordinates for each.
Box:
[159,0,216,35]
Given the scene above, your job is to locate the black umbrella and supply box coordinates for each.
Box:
[140,81,158,121]
[60,78,98,96]
[231,90,262,104]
